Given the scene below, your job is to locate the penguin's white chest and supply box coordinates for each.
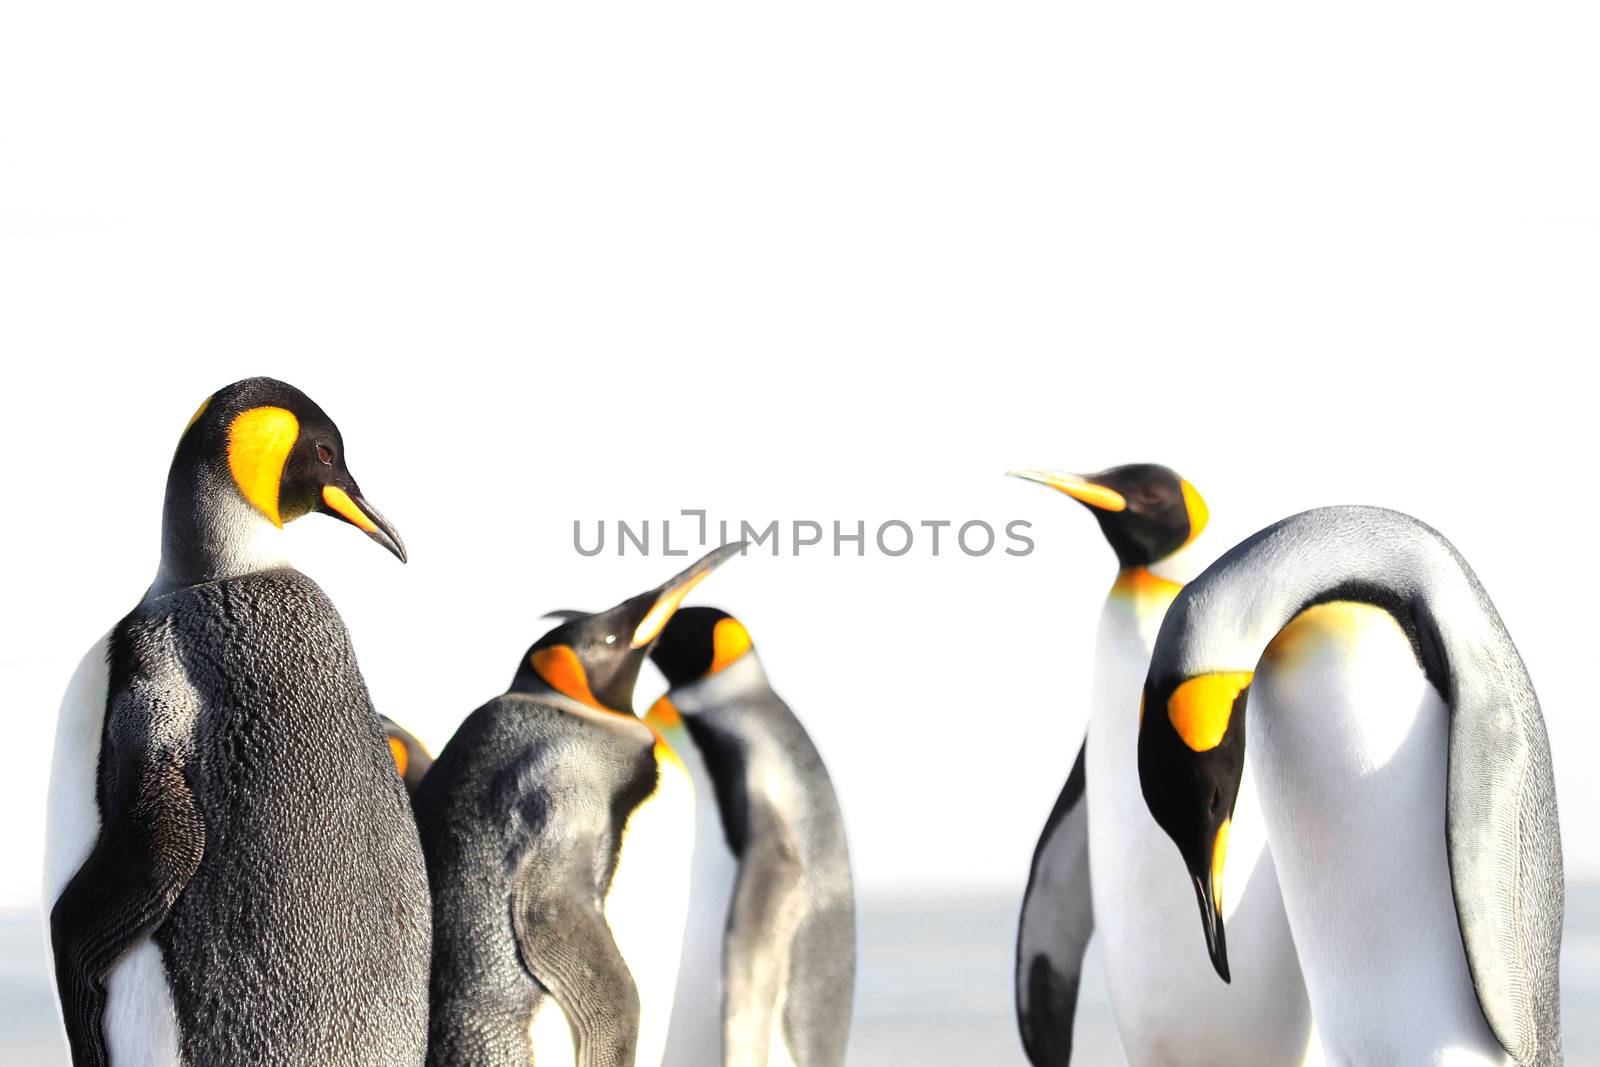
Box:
[1252,601,1510,1067]
[1085,592,1314,1067]
[657,722,739,1067]
[533,740,696,1067]
[44,636,184,1066]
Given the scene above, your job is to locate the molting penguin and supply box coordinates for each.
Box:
[412,544,742,1067]
[43,377,429,1066]
[1009,464,1313,1067]
[646,607,855,1067]
[382,716,434,796]
[1139,505,1563,1067]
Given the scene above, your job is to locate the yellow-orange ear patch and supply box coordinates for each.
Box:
[1167,672,1252,752]
[1180,479,1210,546]
[710,618,753,673]
[228,406,300,527]
[387,736,409,778]
[531,645,603,709]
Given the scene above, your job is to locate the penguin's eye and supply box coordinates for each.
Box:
[316,444,334,465]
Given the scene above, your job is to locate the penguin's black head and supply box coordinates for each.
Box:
[1008,463,1207,569]
[512,543,745,714]
[1137,668,1252,984]
[174,376,406,561]
[650,607,755,689]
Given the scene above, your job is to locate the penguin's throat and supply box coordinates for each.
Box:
[1145,538,1206,585]
[154,477,289,593]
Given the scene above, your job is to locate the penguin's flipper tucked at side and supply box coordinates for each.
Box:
[1445,632,1564,1066]
[511,866,641,1067]
[1015,741,1092,1066]
[722,825,806,1065]
[50,678,205,1067]
[508,825,640,1062]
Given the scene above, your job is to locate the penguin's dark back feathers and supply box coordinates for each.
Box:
[120,568,431,1064]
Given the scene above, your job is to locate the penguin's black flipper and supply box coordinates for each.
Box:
[1015,740,1092,1066]
[50,681,205,1067]
[722,826,806,1063]
[511,866,641,1067]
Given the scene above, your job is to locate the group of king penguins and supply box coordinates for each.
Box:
[42,377,855,1067]
[1011,465,1566,1067]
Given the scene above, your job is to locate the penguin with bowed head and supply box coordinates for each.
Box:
[1139,505,1563,1066]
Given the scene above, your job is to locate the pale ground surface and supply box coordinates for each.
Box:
[6,889,1597,1066]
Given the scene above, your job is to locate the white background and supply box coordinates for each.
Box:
[2,2,1596,914]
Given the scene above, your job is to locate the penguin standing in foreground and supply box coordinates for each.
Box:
[645,608,855,1067]
[412,544,743,1067]
[382,715,435,795]
[1010,465,1313,1066]
[44,377,430,1066]
[1139,505,1563,1067]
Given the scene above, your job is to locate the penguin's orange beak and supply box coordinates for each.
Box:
[321,485,407,563]
[1008,469,1127,512]
[631,541,745,648]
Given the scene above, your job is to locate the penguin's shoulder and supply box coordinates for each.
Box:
[444,693,658,825]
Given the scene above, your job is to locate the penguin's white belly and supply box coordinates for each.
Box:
[528,994,578,1065]
[1086,613,1313,1067]
[604,745,696,1067]
[1253,601,1510,1067]
[658,726,738,1067]
[44,636,185,1065]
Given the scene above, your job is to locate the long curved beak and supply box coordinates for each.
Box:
[321,485,408,563]
[630,541,746,648]
[1007,469,1127,512]
[1190,870,1231,982]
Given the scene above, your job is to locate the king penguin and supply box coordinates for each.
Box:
[411,543,743,1067]
[645,607,855,1067]
[1139,505,1564,1067]
[43,377,430,1066]
[1009,464,1314,1067]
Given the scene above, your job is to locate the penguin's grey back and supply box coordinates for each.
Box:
[131,567,430,1064]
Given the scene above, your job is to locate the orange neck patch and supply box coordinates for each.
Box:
[1112,567,1183,604]
[644,695,683,731]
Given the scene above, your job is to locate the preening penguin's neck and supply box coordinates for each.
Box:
[151,464,288,597]
[1158,507,1481,696]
